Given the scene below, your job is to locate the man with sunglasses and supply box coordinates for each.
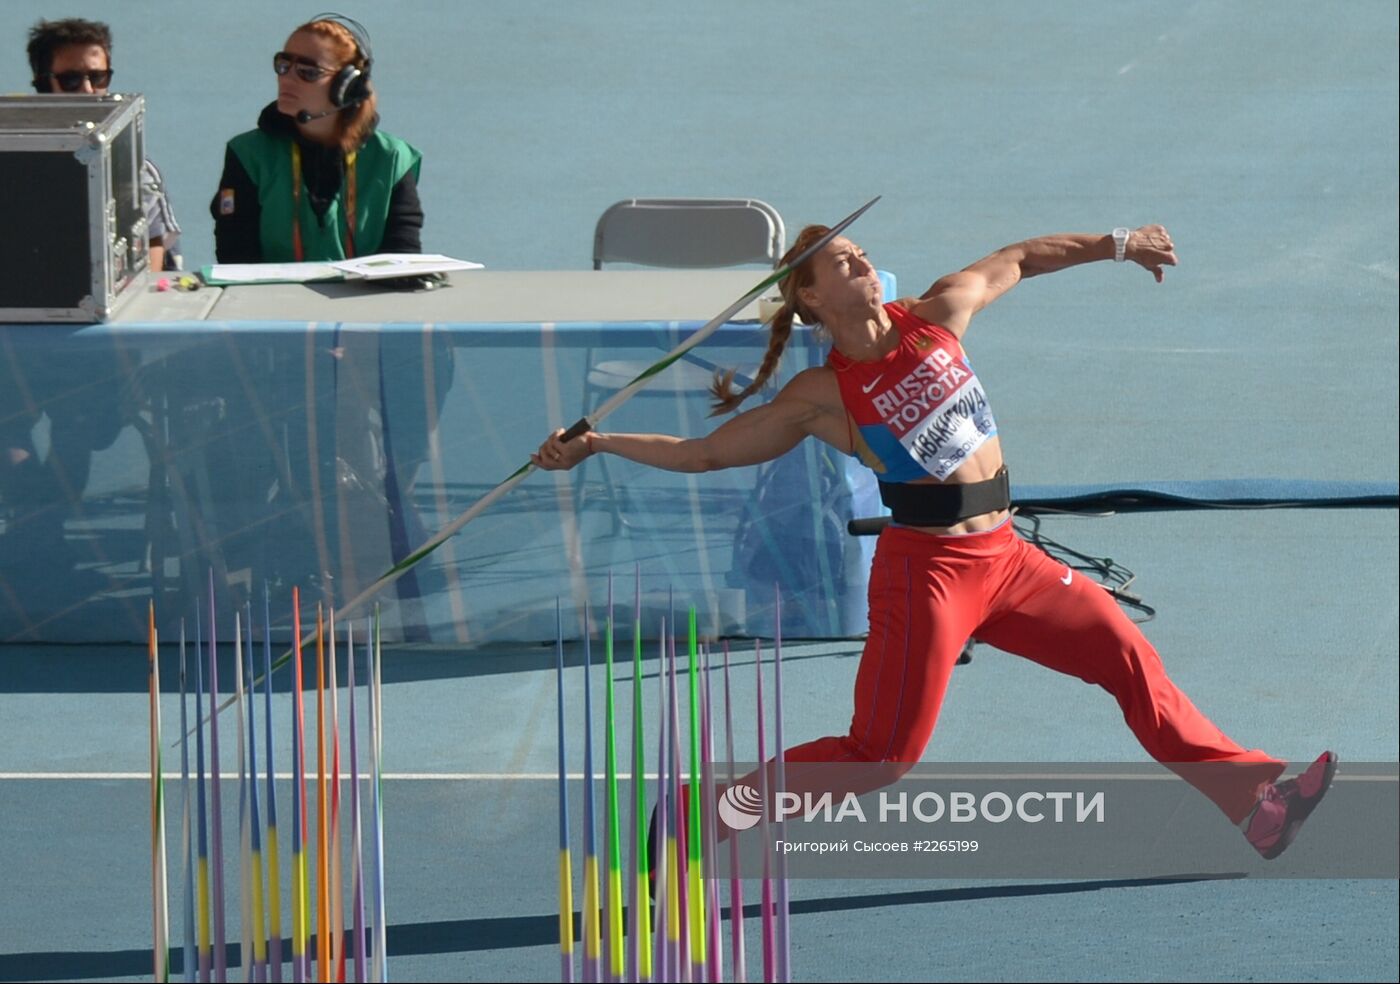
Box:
[26,17,181,271]
[1,19,177,580]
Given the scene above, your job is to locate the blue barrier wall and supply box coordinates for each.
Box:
[1,318,874,644]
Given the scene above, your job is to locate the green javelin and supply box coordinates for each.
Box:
[687,606,706,975]
[632,580,653,979]
[605,600,625,980]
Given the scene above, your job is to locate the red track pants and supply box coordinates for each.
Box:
[777,521,1283,824]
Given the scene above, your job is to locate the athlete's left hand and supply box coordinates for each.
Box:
[1127,225,1178,283]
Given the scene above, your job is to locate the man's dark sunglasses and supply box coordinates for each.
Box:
[42,69,114,92]
[273,52,334,83]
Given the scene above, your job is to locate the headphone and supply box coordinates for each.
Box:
[310,11,373,108]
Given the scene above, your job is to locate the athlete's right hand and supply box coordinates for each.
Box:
[1127,224,1178,283]
[531,428,592,471]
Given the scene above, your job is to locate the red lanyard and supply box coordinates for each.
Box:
[290,143,358,261]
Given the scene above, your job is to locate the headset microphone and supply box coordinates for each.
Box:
[296,104,348,123]
[295,96,363,124]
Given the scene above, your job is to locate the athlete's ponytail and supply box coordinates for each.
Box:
[708,224,830,416]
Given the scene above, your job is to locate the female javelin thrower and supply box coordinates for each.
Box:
[533,223,1335,858]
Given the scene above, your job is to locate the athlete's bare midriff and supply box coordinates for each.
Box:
[901,435,1008,535]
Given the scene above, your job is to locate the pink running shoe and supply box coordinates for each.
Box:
[1244,751,1339,860]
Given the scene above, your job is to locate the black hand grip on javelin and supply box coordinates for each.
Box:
[560,418,592,443]
[847,517,891,536]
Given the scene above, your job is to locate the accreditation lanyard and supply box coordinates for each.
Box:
[290,143,358,261]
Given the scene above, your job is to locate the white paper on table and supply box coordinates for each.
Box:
[200,261,345,284]
[330,253,485,279]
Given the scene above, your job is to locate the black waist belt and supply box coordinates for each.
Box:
[878,467,1011,526]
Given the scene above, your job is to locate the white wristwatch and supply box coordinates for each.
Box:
[1112,227,1131,263]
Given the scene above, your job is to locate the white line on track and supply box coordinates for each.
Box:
[2,771,1394,782]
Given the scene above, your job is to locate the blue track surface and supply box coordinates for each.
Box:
[1,1,1395,980]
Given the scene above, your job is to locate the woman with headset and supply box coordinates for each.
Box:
[200,14,448,609]
[210,13,424,262]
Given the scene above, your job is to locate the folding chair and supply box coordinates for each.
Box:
[592,198,785,269]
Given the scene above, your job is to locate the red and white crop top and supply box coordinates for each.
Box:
[827,302,998,482]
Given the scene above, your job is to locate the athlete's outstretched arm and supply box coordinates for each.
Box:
[533,369,840,474]
[910,225,1178,337]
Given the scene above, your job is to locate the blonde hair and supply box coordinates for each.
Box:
[294,19,377,154]
[708,224,830,416]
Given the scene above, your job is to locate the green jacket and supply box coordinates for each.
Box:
[227,128,421,262]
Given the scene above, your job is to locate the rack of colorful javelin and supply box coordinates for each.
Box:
[555,579,794,983]
[148,586,392,982]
